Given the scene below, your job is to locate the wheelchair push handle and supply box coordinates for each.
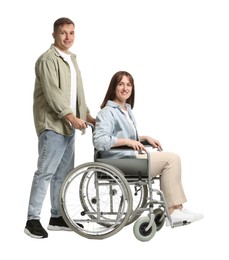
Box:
[85,122,95,132]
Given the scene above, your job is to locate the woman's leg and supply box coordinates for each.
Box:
[137,150,203,223]
[148,151,203,223]
[149,151,187,212]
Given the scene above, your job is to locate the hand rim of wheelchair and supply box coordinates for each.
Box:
[59,162,133,239]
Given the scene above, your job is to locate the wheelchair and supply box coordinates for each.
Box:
[59,123,176,242]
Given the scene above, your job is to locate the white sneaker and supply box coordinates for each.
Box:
[181,208,203,222]
[166,208,203,227]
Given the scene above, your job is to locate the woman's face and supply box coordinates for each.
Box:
[114,75,132,105]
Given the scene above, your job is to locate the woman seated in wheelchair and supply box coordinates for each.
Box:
[93,70,203,226]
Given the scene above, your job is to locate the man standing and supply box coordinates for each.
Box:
[24,17,95,239]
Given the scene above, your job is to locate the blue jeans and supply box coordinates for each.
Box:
[27,130,75,220]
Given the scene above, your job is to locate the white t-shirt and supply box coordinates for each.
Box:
[55,47,77,115]
[122,109,137,140]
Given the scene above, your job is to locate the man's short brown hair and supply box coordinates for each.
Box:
[53,17,75,32]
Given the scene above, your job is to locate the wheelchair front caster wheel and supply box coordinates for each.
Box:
[133,217,157,241]
[154,208,165,231]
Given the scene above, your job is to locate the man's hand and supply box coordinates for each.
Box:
[64,114,87,130]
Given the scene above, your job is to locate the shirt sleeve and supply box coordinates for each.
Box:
[93,109,118,151]
[38,58,73,118]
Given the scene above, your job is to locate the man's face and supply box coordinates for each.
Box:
[53,23,75,52]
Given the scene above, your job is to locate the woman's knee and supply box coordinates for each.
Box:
[167,152,181,164]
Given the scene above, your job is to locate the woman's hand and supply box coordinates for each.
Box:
[126,140,147,152]
[141,136,163,151]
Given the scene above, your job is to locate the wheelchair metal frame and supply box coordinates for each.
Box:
[59,123,181,242]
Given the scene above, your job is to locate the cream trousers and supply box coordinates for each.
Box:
[136,150,187,208]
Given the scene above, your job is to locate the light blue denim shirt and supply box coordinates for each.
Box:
[93,100,138,159]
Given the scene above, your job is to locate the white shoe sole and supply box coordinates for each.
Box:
[47,225,72,231]
[24,228,48,238]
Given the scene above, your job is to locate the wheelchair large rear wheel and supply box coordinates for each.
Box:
[60,162,133,239]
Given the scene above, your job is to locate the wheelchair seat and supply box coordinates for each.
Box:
[94,147,150,179]
[96,158,148,177]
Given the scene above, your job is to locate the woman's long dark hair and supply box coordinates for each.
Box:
[100,71,135,109]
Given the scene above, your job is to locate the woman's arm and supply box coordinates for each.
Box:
[93,108,146,152]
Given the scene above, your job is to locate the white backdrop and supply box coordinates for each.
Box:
[1,0,228,258]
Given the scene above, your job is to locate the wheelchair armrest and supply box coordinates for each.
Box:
[110,141,152,150]
[140,141,151,146]
[111,145,133,150]
[95,146,135,160]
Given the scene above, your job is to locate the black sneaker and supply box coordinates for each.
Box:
[24,219,48,239]
[47,216,72,231]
